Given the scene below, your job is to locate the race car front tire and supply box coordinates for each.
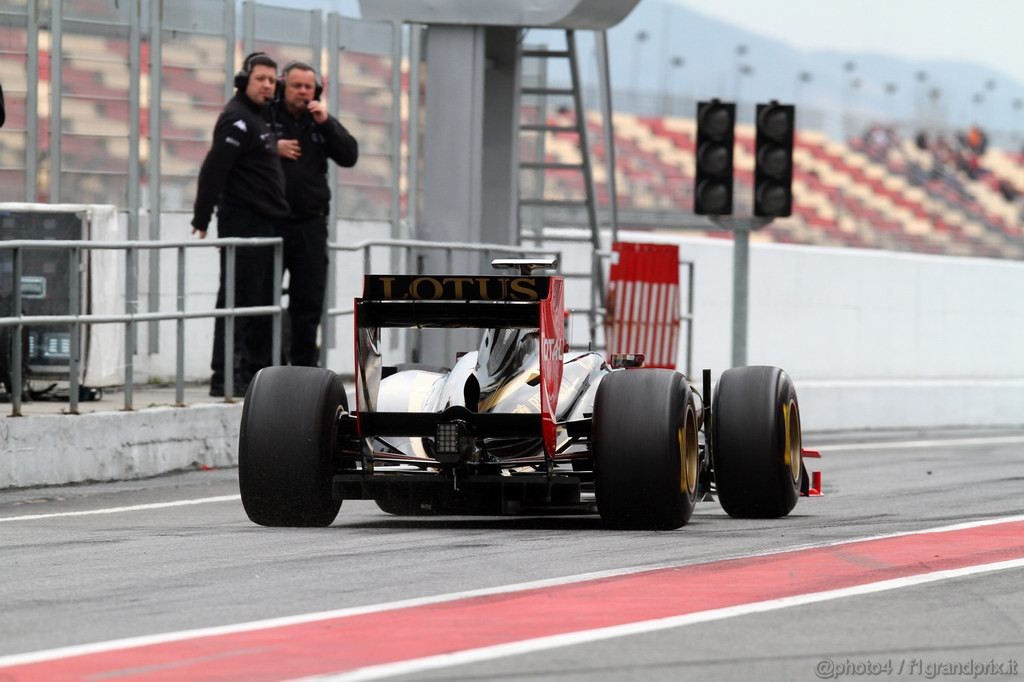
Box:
[239,366,346,527]
[593,369,699,530]
[712,365,801,518]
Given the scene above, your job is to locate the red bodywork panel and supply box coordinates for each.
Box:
[801,448,823,496]
[538,277,565,456]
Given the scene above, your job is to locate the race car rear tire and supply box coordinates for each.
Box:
[239,366,346,527]
[593,369,699,530]
[712,365,801,518]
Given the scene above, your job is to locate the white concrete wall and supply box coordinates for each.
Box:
[546,229,1024,431]
[132,219,1024,432]
[0,404,243,489]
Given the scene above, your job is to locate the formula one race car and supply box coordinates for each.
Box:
[238,259,821,531]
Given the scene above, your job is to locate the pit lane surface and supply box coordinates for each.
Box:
[1,429,1022,680]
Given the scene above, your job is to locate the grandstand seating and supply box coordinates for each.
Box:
[2,27,1021,260]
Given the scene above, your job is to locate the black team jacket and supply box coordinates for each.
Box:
[192,91,289,232]
[270,101,358,219]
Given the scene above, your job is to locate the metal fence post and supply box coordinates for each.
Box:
[123,244,136,411]
[225,244,236,401]
[272,241,282,367]
[175,246,185,406]
[11,248,23,417]
[68,245,80,415]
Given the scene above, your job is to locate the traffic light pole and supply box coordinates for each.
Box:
[710,216,772,367]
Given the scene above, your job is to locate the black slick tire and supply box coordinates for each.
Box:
[239,366,346,527]
[593,369,699,530]
[712,365,802,518]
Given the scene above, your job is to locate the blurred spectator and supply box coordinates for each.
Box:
[915,130,928,151]
[966,125,988,154]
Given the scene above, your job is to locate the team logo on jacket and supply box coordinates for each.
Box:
[233,120,247,132]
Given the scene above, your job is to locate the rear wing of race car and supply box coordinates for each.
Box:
[353,272,565,456]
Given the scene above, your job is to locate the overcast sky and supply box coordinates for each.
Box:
[670,0,1024,86]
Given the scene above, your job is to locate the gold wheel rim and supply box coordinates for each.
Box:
[782,399,801,483]
[678,404,698,496]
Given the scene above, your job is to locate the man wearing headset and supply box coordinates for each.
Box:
[270,60,358,367]
[192,52,289,397]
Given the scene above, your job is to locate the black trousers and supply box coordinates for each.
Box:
[210,205,277,381]
[280,214,328,367]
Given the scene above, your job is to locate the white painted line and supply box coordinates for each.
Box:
[304,557,1024,682]
[811,434,1024,452]
[0,495,241,523]
[2,513,1023,670]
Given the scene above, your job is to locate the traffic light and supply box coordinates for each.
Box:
[694,100,735,215]
[754,102,795,217]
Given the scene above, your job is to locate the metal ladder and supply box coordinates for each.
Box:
[517,29,606,343]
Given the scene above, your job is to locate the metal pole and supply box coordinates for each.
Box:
[68,246,80,414]
[388,19,403,353]
[407,25,423,241]
[123,245,135,410]
[527,43,549,247]
[175,246,185,406]
[686,261,694,378]
[225,245,236,401]
[323,13,341,358]
[310,9,322,64]
[128,0,141,360]
[224,1,236,101]
[389,21,402,244]
[11,248,23,417]
[147,0,163,354]
[595,30,620,244]
[242,1,255,58]
[49,0,63,203]
[25,0,39,202]
[272,241,282,367]
[405,24,424,363]
[731,225,749,368]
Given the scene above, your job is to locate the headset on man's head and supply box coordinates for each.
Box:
[233,51,272,91]
[277,60,324,101]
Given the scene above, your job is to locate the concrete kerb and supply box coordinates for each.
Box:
[0,403,243,489]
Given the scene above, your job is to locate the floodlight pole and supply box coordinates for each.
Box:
[710,216,772,368]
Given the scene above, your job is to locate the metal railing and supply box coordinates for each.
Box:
[0,237,283,416]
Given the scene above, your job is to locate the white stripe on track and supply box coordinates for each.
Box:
[303,558,1024,682]
[814,434,1024,452]
[2,514,1023,670]
[0,495,240,523]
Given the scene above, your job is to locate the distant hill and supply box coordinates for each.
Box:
[599,0,1023,145]
[256,0,1024,147]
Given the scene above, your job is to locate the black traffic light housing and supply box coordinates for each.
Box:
[754,101,795,217]
[694,100,735,215]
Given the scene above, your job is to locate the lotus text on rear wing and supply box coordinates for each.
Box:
[364,275,549,301]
